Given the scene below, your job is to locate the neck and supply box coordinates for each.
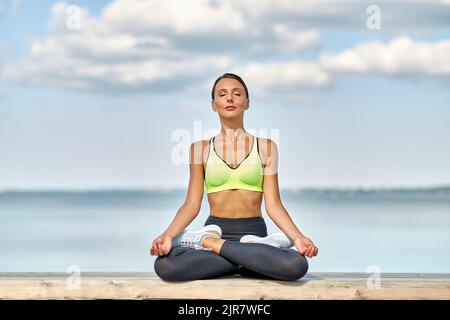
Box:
[220,119,246,140]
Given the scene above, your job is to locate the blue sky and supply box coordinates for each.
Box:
[0,0,449,190]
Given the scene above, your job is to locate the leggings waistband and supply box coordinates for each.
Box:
[206,215,265,222]
[204,215,268,241]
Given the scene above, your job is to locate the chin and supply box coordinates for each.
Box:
[222,112,242,117]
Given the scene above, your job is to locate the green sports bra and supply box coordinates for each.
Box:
[205,135,264,194]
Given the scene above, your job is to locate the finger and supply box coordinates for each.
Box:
[300,246,309,256]
[304,246,313,257]
[299,246,308,255]
[157,244,164,256]
[163,243,171,255]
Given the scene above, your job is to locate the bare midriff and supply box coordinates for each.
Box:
[207,189,263,218]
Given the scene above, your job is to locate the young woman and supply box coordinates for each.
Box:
[150,73,318,281]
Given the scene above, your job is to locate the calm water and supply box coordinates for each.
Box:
[0,189,449,273]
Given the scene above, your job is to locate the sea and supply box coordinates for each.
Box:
[0,188,449,273]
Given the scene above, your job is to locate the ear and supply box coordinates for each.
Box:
[211,99,216,112]
[246,98,250,110]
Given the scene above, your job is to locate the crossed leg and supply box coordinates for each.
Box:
[218,241,309,281]
[154,240,308,282]
[154,246,239,282]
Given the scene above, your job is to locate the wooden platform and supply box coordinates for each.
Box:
[0,272,449,300]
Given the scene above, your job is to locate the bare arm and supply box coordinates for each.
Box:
[150,141,205,256]
[261,139,318,258]
[162,141,205,238]
[262,139,304,240]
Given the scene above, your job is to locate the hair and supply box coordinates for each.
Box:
[211,73,249,100]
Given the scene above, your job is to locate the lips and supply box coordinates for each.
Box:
[225,106,236,111]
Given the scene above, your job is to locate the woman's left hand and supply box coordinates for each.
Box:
[294,236,319,258]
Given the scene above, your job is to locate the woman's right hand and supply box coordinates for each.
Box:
[150,234,173,256]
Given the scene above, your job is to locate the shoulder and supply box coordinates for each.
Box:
[257,137,278,155]
[189,139,211,165]
[257,138,278,165]
[190,139,210,149]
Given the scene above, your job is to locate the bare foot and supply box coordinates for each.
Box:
[202,236,225,254]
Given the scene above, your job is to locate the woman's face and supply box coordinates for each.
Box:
[212,78,249,117]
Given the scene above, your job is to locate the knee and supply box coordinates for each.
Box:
[154,256,181,282]
[281,254,309,281]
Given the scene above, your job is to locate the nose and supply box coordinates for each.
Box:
[227,95,233,103]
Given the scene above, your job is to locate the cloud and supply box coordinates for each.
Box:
[248,25,320,54]
[320,37,450,76]
[234,61,331,92]
[237,36,450,97]
[3,2,239,92]
[231,0,450,31]
[102,0,246,35]
[2,1,321,93]
[1,0,449,97]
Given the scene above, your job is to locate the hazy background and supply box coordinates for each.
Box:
[0,0,449,274]
[1,0,449,190]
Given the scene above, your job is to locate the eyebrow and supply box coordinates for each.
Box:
[217,88,242,92]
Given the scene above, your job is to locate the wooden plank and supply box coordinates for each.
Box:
[0,273,449,300]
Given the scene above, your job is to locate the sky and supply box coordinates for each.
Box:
[0,0,449,191]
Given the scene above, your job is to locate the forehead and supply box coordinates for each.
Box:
[215,78,244,91]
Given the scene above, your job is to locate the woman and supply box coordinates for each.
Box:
[150,73,318,282]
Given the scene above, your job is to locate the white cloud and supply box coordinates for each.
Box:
[248,26,320,55]
[2,0,449,97]
[1,1,321,93]
[232,0,450,31]
[273,26,320,52]
[102,0,246,35]
[233,61,331,93]
[3,1,239,91]
[229,0,347,18]
[320,37,450,76]
[3,50,233,91]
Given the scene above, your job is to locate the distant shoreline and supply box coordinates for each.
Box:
[1,185,449,194]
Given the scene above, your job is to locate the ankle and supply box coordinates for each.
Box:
[202,236,225,254]
[202,236,220,247]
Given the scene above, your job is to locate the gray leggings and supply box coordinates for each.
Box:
[154,215,309,282]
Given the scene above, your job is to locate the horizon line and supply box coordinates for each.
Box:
[1,183,450,193]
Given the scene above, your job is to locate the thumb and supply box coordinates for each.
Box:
[162,239,172,254]
[296,241,309,255]
[299,245,308,255]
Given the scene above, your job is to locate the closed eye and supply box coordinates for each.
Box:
[219,93,240,96]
